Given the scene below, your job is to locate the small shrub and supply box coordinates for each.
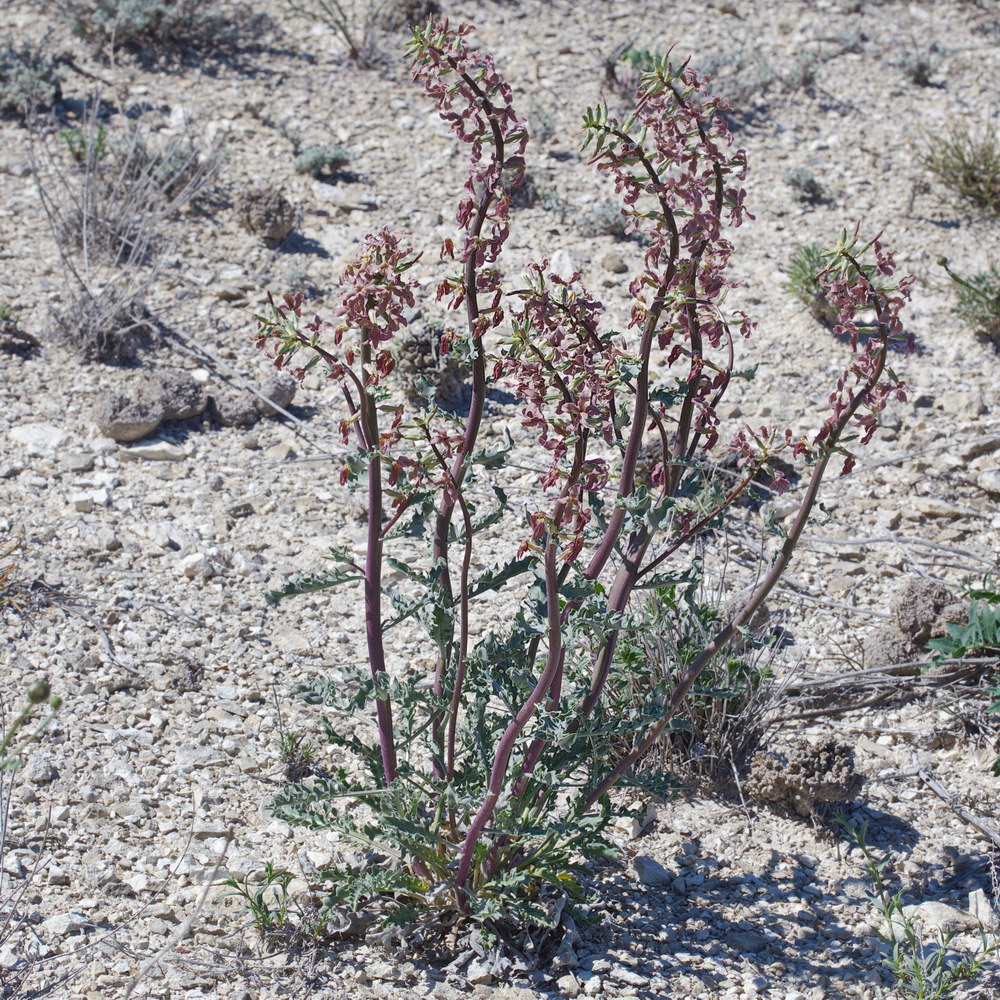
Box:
[786,166,829,205]
[220,862,296,936]
[285,0,387,66]
[46,0,231,55]
[580,198,630,239]
[0,42,61,119]
[627,583,778,786]
[918,124,1000,215]
[294,143,352,179]
[784,243,839,324]
[38,113,222,264]
[939,257,1000,347]
[898,42,944,87]
[278,729,317,782]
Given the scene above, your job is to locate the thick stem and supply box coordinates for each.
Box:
[453,539,563,899]
[359,342,397,787]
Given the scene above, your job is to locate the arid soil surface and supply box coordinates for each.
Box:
[2,1,1000,998]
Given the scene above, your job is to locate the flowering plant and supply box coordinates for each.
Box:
[253,20,913,942]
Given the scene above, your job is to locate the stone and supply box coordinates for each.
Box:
[611,967,649,987]
[969,889,1000,929]
[556,973,582,998]
[120,442,187,462]
[41,912,91,937]
[9,422,71,455]
[901,901,980,935]
[632,855,673,887]
[64,452,95,472]
[600,251,628,274]
[465,960,493,986]
[911,497,961,519]
[236,187,296,242]
[92,369,206,442]
[725,928,769,953]
[253,371,298,415]
[179,553,214,579]
[72,492,95,513]
[157,369,208,422]
[213,390,261,428]
[744,738,863,817]
[861,626,917,668]
[890,577,966,646]
[977,469,1000,498]
[549,249,577,280]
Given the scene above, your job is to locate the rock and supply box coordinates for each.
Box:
[213,390,260,428]
[254,371,298,415]
[272,627,313,657]
[725,928,769,953]
[890,577,966,646]
[179,553,214,579]
[9,422,71,455]
[611,967,649,987]
[861,626,917,668]
[63,452,95,472]
[92,369,207,442]
[119,442,188,462]
[465,959,493,985]
[157,369,208,422]
[632,855,673,887]
[556,973,581,998]
[236,187,296,241]
[72,492,95,513]
[600,251,628,274]
[962,435,1000,461]
[744,738,863,817]
[92,389,164,441]
[41,911,91,937]
[549,249,578,281]
[911,497,962,519]
[977,469,1000,498]
[969,889,1000,929]
[901,901,981,935]
[20,756,58,785]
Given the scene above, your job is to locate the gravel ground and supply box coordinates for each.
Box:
[2,1,1000,998]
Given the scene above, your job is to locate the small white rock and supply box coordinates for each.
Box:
[120,442,188,462]
[179,552,214,579]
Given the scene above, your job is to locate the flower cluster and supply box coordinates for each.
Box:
[815,231,915,473]
[727,232,915,481]
[409,20,528,337]
[585,58,751,344]
[495,264,624,559]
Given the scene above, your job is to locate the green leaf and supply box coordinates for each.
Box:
[265,566,363,606]
[468,555,534,599]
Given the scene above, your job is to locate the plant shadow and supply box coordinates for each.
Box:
[574,804,922,997]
